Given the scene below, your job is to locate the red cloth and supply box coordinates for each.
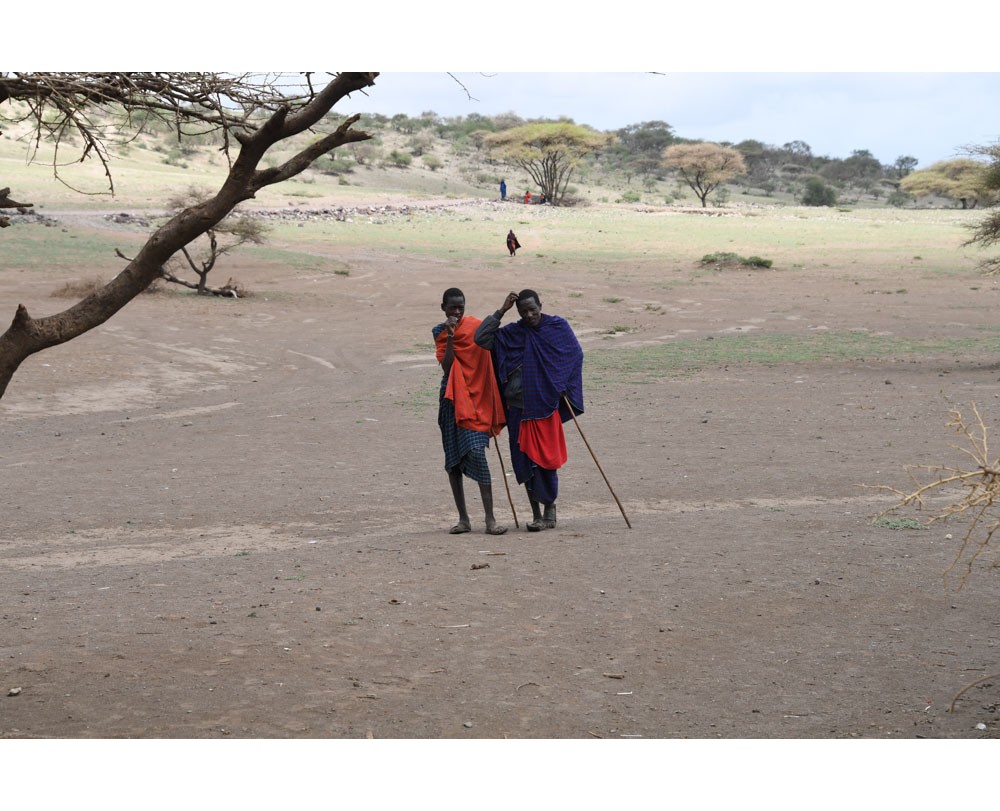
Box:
[436,316,506,437]
[518,409,567,470]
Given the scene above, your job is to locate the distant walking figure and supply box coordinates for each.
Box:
[500,179,507,201]
[524,190,532,205]
[506,229,521,257]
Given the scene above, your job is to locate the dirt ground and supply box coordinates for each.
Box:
[2,205,1000,740]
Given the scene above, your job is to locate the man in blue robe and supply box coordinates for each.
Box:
[475,290,584,531]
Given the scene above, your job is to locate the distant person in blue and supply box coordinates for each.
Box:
[475,289,584,532]
[500,179,507,201]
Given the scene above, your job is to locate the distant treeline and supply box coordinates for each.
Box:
[356,111,918,203]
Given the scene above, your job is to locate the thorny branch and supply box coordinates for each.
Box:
[870,401,1000,589]
[0,72,372,194]
[869,401,1000,714]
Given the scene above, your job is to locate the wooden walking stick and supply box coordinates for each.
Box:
[493,434,519,528]
[563,396,632,528]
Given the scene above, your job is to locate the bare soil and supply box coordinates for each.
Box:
[2,206,1000,739]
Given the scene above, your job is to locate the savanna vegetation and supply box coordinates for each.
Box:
[2,72,999,403]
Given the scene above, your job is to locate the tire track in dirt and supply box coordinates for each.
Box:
[0,492,922,572]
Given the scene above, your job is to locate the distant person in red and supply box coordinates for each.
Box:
[524,190,532,205]
[506,229,521,257]
[433,288,508,536]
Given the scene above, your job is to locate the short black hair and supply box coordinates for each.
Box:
[442,287,465,305]
[517,289,541,307]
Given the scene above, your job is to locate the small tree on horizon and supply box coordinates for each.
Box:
[891,155,919,179]
[661,142,747,208]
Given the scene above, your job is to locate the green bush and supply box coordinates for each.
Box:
[324,157,354,175]
[802,177,837,207]
[700,252,774,269]
[887,190,910,208]
[618,190,641,203]
[712,187,731,207]
[701,252,739,265]
[387,150,413,169]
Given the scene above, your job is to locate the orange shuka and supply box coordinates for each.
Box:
[435,316,506,438]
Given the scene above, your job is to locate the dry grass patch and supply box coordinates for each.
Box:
[50,277,107,298]
[51,277,168,298]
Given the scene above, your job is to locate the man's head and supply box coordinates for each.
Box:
[516,289,542,328]
[441,288,465,321]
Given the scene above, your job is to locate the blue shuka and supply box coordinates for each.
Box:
[491,313,584,422]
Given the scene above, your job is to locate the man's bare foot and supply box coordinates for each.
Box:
[485,521,508,536]
[449,522,471,534]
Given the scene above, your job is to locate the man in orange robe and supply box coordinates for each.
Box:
[434,288,508,535]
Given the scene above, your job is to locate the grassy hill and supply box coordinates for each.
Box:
[2,105,915,215]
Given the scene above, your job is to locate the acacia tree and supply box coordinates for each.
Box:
[963,142,1000,273]
[899,158,992,209]
[661,142,747,207]
[484,122,610,205]
[0,71,378,400]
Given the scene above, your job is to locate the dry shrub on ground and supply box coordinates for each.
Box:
[873,401,1000,589]
[873,401,1000,711]
[52,277,166,298]
[50,278,106,298]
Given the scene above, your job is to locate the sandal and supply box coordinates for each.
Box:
[527,505,556,532]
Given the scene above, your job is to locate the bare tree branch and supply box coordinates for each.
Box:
[447,73,480,103]
[0,72,375,193]
[0,71,379,399]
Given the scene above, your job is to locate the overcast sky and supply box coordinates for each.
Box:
[338,72,998,168]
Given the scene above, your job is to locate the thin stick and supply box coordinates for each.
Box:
[563,396,632,528]
[494,434,519,528]
[949,669,1000,713]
